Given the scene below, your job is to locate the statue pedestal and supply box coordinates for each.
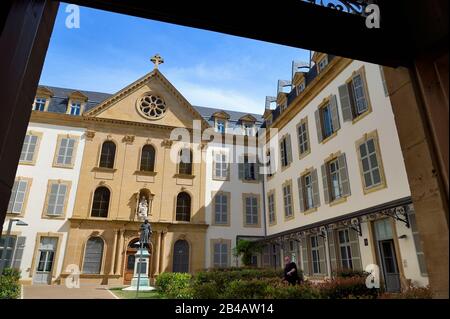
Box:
[122,248,155,291]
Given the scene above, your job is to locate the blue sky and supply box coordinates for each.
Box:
[39,3,310,114]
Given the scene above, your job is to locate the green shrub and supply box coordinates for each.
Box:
[155,272,174,293]
[233,240,262,266]
[221,279,269,299]
[191,281,220,299]
[265,281,321,299]
[317,276,378,299]
[194,267,283,291]
[0,268,21,299]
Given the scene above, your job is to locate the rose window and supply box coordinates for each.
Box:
[137,94,166,119]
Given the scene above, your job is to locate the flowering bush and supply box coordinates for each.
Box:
[379,285,433,299]
[316,276,378,299]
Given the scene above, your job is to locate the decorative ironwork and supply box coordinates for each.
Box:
[302,0,373,16]
[379,205,410,228]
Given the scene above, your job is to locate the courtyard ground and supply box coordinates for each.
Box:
[22,283,120,299]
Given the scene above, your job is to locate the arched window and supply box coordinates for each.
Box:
[173,240,189,273]
[178,148,192,175]
[91,187,110,218]
[99,141,116,168]
[140,145,155,172]
[176,192,191,222]
[82,237,104,274]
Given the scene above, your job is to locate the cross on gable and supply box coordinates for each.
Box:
[150,54,164,69]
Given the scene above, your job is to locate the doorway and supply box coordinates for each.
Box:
[33,237,57,285]
[374,219,401,292]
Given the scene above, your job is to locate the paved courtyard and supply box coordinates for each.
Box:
[22,284,121,299]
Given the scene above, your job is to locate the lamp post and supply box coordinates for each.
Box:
[0,219,28,275]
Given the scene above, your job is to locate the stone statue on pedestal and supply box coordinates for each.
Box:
[140,219,152,249]
[138,196,148,220]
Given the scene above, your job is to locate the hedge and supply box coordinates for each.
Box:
[0,268,21,299]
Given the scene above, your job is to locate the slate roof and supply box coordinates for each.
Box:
[37,85,264,127]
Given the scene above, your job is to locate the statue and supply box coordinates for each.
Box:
[138,196,148,220]
[140,219,152,249]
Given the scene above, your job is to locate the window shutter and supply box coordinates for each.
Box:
[238,161,244,180]
[254,159,260,181]
[311,169,320,208]
[301,239,309,276]
[297,177,305,213]
[338,84,353,122]
[286,135,292,164]
[338,153,351,197]
[330,95,340,131]
[314,109,323,143]
[12,236,26,271]
[358,69,370,107]
[318,236,328,275]
[321,164,330,204]
[327,230,337,276]
[348,228,363,271]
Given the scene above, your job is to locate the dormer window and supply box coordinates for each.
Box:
[318,56,329,73]
[33,97,47,111]
[297,81,306,93]
[69,101,82,115]
[216,119,226,133]
[67,91,88,116]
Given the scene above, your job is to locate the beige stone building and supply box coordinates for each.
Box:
[3,54,429,292]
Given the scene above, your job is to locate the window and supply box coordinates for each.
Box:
[329,159,342,201]
[33,97,46,111]
[338,230,353,270]
[297,81,306,94]
[91,187,110,218]
[244,195,259,226]
[99,141,116,169]
[317,56,329,72]
[82,237,104,274]
[69,101,82,115]
[239,155,257,181]
[213,193,229,225]
[283,182,293,219]
[243,123,255,136]
[173,240,189,273]
[213,241,229,268]
[178,148,193,175]
[322,104,334,138]
[407,209,428,276]
[297,118,310,157]
[358,136,384,190]
[176,192,191,222]
[315,96,340,143]
[339,67,371,122]
[55,136,77,167]
[140,145,156,172]
[310,235,321,274]
[0,236,16,269]
[268,192,276,225]
[7,179,30,215]
[215,119,226,133]
[266,150,274,178]
[321,153,350,204]
[213,151,228,180]
[298,170,320,213]
[45,181,69,217]
[280,134,292,168]
[20,133,39,164]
